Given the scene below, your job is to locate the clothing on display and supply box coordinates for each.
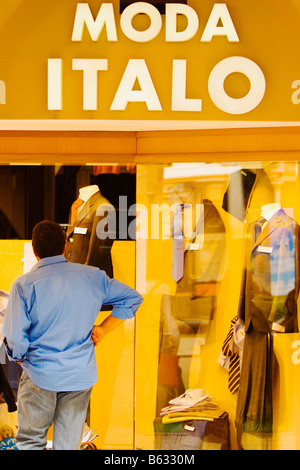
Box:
[238,204,300,334]
[170,199,226,330]
[154,389,229,450]
[160,389,214,416]
[65,185,115,311]
[2,159,300,450]
[218,316,245,394]
[154,414,230,451]
[235,203,300,447]
[157,195,226,414]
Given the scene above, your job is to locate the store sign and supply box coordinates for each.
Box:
[0,0,300,127]
[48,3,264,115]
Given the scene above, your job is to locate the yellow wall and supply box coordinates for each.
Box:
[0,240,27,291]
[90,240,136,450]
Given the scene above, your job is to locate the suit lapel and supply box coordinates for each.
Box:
[73,191,100,226]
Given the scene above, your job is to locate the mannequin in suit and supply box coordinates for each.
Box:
[235,202,300,447]
[156,184,226,413]
[65,184,115,280]
[172,198,226,331]
[240,202,299,332]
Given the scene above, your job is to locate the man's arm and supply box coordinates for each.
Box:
[92,316,125,345]
[3,281,31,362]
[102,277,143,319]
[91,273,143,345]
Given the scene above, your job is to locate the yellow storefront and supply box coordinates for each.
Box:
[1,0,300,451]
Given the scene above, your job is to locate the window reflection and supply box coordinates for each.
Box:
[156,182,226,415]
[0,165,136,240]
[136,161,300,450]
[0,164,137,443]
[1,161,300,450]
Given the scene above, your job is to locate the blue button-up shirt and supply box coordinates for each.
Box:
[3,255,143,392]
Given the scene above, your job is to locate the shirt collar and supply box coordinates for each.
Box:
[31,254,67,271]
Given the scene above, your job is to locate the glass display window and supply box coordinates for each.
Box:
[0,163,137,450]
[135,161,300,450]
[1,160,300,450]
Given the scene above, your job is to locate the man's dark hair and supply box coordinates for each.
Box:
[32,220,66,259]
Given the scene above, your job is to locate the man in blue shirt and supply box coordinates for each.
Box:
[2,220,143,450]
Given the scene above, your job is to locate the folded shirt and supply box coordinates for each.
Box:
[162,408,227,424]
[168,388,206,406]
[160,389,217,416]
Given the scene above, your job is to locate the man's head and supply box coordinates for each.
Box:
[32,220,66,260]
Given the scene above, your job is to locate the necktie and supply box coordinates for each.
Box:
[221,316,241,394]
[254,216,267,241]
[228,353,240,394]
[70,198,84,226]
[172,204,184,282]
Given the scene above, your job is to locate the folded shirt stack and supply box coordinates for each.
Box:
[160,388,226,424]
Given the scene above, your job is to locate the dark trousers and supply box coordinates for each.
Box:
[235,325,273,449]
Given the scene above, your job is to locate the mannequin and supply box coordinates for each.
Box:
[78,185,99,205]
[65,184,114,282]
[236,200,300,448]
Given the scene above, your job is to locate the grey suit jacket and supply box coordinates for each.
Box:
[163,199,226,330]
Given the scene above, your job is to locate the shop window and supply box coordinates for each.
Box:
[0,163,137,449]
[0,165,136,241]
[135,162,300,450]
[2,160,300,450]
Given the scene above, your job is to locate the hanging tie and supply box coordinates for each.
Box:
[221,316,241,394]
[228,353,241,394]
[171,204,184,282]
[254,216,267,241]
